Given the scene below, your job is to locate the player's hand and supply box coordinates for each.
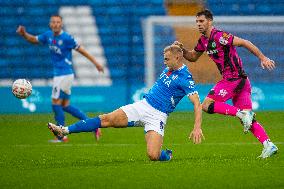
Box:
[95,64,104,73]
[16,25,26,36]
[260,57,275,71]
[189,128,204,144]
[172,41,184,49]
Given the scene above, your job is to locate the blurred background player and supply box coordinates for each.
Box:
[174,9,278,158]
[16,15,104,142]
[48,45,204,161]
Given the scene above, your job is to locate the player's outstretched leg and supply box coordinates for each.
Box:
[62,105,102,141]
[48,117,102,138]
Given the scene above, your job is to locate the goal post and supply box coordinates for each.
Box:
[143,16,284,88]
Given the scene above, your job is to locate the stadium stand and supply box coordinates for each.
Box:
[206,0,284,16]
[0,0,167,86]
[1,0,283,85]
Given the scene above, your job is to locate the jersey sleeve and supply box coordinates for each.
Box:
[180,75,198,96]
[194,38,206,52]
[66,35,80,50]
[216,31,234,46]
[36,31,48,45]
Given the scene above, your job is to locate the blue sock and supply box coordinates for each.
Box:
[128,121,144,127]
[159,150,172,161]
[128,121,135,127]
[52,104,65,126]
[68,117,101,133]
[63,105,88,120]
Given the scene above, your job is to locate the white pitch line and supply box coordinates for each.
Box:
[7,142,284,148]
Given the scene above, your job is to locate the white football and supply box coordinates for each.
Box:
[12,79,32,99]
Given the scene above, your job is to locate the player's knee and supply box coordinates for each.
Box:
[147,148,160,161]
[147,151,160,161]
[203,102,215,114]
[201,103,208,112]
[52,98,62,105]
[61,99,70,107]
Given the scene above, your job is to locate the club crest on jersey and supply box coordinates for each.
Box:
[172,75,178,80]
[207,41,218,54]
[58,40,63,46]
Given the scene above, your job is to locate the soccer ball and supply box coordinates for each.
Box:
[12,79,32,99]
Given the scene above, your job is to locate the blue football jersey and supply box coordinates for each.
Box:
[144,65,197,114]
[37,30,80,76]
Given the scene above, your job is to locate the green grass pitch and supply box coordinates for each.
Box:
[0,112,283,188]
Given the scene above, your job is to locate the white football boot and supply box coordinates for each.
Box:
[237,110,255,133]
[258,140,278,159]
[47,123,69,140]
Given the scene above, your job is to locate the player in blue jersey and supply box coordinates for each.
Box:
[16,15,104,142]
[48,45,204,161]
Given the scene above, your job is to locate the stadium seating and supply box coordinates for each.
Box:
[0,2,58,79]
[0,0,166,85]
[90,0,167,84]
[206,0,284,15]
[1,0,283,84]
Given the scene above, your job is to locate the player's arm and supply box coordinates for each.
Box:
[188,93,204,144]
[76,46,104,73]
[233,36,275,70]
[173,41,203,62]
[16,25,38,44]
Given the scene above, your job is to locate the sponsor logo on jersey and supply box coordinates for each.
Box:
[49,45,62,55]
[207,49,218,55]
[218,89,228,97]
[160,72,172,87]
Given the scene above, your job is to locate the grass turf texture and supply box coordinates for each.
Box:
[0,112,283,189]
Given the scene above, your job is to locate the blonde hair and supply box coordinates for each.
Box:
[164,45,183,56]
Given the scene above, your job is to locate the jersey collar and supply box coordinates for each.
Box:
[53,30,64,36]
[177,64,186,71]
